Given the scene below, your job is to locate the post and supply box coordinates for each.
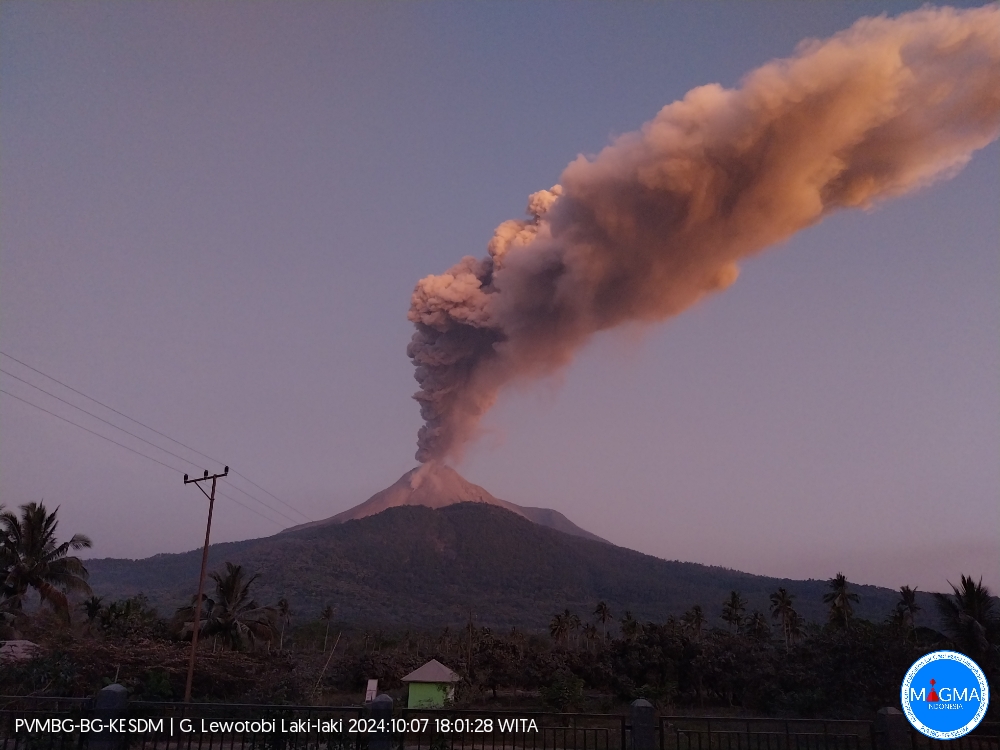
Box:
[90,683,128,750]
[182,467,228,703]
[631,698,656,750]
[874,708,911,750]
[368,694,393,750]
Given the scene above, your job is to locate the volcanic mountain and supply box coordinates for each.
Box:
[283,463,605,543]
[85,466,938,628]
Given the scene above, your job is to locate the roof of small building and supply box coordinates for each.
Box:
[401,659,461,683]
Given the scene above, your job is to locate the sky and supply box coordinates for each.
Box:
[2,1,996,595]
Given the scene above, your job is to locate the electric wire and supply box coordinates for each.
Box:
[0,350,312,522]
[0,366,302,526]
[0,388,286,528]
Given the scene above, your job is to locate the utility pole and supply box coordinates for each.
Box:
[182,466,228,703]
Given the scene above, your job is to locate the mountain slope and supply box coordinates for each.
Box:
[86,503,930,629]
[283,463,605,543]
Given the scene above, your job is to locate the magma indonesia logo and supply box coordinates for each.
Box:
[901,651,989,739]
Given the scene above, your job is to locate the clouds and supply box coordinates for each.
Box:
[407,5,1000,463]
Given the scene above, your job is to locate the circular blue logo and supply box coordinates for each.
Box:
[901,651,989,739]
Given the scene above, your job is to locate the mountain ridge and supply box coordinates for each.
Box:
[85,502,936,629]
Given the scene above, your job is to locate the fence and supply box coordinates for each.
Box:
[1,697,997,750]
[660,717,874,750]
[908,724,998,750]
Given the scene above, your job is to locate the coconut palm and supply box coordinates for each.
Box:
[823,573,859,629]
[721,591,746,634]
[746,610,770,640]
[787,611,805,646]
[0,591,24,639]
[566,609,581,649]
[620,610,641,641]
[769,588,797,650]
[0,502,92,621]
[175,562,275,651]
[320,605,334,651]
[594,601,612,643]
[276,597,292,650]
[549,611,569,645]
[681,605,706,642]
[896,586,920,639]
[933,575,997,665]
[82,595,104,622]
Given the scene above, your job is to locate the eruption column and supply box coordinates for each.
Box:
[408,5,1000,463]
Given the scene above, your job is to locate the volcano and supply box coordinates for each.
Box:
[283,463,605,542]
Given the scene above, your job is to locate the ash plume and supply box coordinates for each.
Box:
[407,5,1000,463]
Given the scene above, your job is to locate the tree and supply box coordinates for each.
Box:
[82,595,104,623]
[0,502,92,621]
[746,610,770,640]
[594,601,612,642]
[620,610,641,641]
[175,562,275,651]
[933,575,997,666]
[549,611,569,645]
[769,588,797,650]
[681,605,706,642]
[721,591,746,634]
[566,609,581,649]
[276,597,291,650]
[896,586,920,639]
[823,573,859,629]
[320,605,334,652]
[787,611,805,646]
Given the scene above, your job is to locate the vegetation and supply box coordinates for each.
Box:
[83,504,936,628]
[172,562,276,651]
[3,501,998,720]
[1,502,92,629]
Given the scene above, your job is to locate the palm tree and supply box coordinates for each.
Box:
[594,601,612,643]
[620,610,640,641]
[320,605,334,651]
[823,573,859,629]
[681,605,706,642]
[565,609,581,649]
[582,623,599,652]
[769,588,796,650]
[0,502,92,621]
[0,590,24,639]
[549,611,569,645]
[175,562,275,651]
[746,610,770,640]
[896,586,920,639]
[721,591,746,634]
[276,597,291,650]
[933,575,997,665]
[787,611,805,646]
[82,594,104,622]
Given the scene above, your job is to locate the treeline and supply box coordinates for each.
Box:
[3,501,998,719]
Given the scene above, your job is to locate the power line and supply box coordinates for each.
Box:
[1,388,185,474]
[0,367,302,525]
[1,367,202,469]
[0,350,311,522]
[0,351,222,463]
[0,388,286,528]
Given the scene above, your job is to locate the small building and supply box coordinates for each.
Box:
[401,659,460,708]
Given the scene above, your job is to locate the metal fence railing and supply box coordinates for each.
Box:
[398,709,626,750]
[659,717,875,750]
[4,699,997,750]
[908,723,999,750]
